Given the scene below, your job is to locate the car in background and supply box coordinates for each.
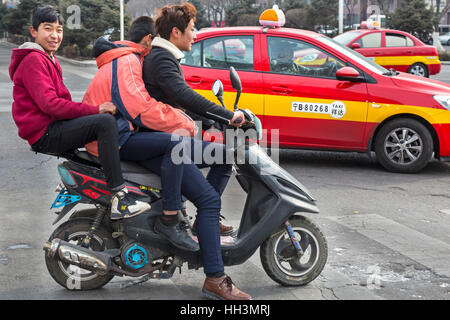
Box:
[180,26,450,173]
[334,29,441,77]
[439,31,450,45]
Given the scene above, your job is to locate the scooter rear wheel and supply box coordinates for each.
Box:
[260,215,328,286]
[45,217,118,290]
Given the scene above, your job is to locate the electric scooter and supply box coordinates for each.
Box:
[42,67,328,290]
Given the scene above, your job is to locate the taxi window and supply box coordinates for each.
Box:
[267,36,345,78]
[355,32,381,48]
[386,33,413,47]
[202,36,254,71]
[181,42,201,66]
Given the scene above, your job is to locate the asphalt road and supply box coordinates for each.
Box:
[0,42,449,302]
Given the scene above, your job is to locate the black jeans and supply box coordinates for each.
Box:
[32,114,125,190]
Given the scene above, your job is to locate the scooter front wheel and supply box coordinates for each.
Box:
[260,215,328,286]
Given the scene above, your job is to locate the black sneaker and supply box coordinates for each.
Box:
[110,187,150,220]
[154,218,199,252]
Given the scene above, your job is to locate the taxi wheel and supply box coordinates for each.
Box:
[375,118,433,173]
[407,63,429,78]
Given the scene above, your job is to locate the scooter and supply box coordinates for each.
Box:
[42,68,328,291]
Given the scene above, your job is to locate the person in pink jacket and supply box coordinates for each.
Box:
[9,5,149,220]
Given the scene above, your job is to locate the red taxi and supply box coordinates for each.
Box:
[180,12,450,173]
[333,29,441,77]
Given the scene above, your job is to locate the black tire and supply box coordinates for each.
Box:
[260,215,328,286]
[45,218,118,290]
[374,118,433,173]
[407,63,429,77]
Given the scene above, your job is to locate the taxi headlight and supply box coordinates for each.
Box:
[433,95,450,111]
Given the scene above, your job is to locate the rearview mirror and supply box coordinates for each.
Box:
[350,43,361,49]
[336,66,364,82]
[230,67,242,92]
[211,79,225,108]
[212,80,224,98]
[230,67,242,111]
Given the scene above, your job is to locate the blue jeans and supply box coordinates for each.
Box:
[120,132,232,275]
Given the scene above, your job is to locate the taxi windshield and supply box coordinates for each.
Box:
[317,36,388,75]
[333,31,362,45]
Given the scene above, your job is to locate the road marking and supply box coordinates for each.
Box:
[0,69,10,78]
[325,214,450,277]
[243,220,383,300]
[63,68,95,79]
[0,106,11,112]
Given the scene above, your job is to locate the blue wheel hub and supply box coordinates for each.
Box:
[124,244,148,270]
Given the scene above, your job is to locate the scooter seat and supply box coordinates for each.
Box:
[32,148,163,190]
[120,162,162,190]
[74,150,163,190]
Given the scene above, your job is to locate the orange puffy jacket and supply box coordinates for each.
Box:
[84,39,195,156]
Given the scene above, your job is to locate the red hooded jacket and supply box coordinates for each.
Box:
[9,43,99,146]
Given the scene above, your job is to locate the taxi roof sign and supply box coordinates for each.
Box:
[360,19,380,29]
[259,5,285,27]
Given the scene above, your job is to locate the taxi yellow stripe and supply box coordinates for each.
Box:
[367,102,450,124]
[195,90,450,125]
[374,55,440,66]
[264,95,368,121]
[197,90,265,116]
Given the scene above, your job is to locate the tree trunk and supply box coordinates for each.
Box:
[360,0,368,21]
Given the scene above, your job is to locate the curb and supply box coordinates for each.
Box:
[0,39,96,67]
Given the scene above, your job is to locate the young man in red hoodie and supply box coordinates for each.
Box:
[9,5,149,220]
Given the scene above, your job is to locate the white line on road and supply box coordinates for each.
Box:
[0,69,10,79]
[325,214,450,278]
[63,68,95,79]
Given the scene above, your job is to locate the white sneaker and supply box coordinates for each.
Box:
[110,187,150,220]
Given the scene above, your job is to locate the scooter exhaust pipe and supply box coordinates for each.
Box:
[43,238,111,276]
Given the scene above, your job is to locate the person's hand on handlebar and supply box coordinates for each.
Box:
[229,111,245,127]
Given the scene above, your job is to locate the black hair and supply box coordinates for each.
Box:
[32,5,64,30]
[128,16,155,43]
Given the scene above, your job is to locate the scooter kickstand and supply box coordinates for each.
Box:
[120,274,152,289]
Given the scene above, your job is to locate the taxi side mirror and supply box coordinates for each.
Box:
[350,43,361,49]
[336,66,365,82]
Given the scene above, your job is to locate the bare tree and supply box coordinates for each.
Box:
[201,0,233,27]
[126,0,182,18]
[344,0,358,25]
[371,0,395,15]
[432,0,450,27]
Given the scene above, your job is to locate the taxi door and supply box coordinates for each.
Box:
[180,33,264,121]
[261,35,370,151]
